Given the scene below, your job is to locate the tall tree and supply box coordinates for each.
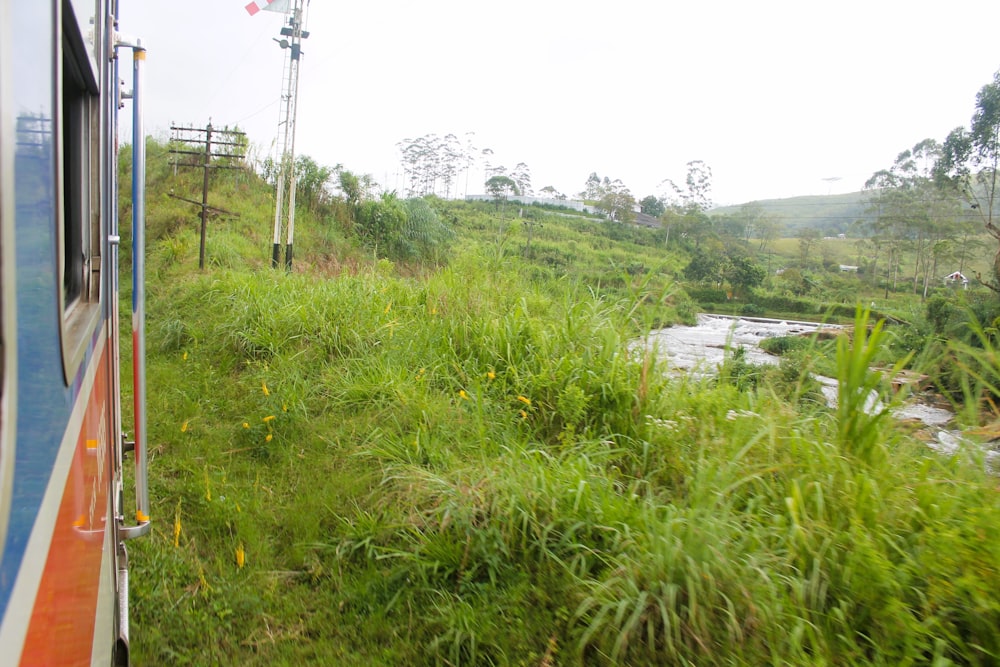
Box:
[510,162,533,198]
[738,202,767,243]
[661,160,713,214]
[867,139,960,297]
[396,132,476,199]
[485,174,519,203]
[935,69,1000,288]
[659,160,714,247]
[595,178,636,223]
[581,172,603,200]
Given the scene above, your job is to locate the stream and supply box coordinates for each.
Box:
[643,313,997,467]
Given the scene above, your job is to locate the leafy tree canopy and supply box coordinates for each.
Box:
[935,68,1000,288]
[639,195,665,217]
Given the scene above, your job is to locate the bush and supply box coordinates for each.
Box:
[686,286,728,304]
[759,335,810,355]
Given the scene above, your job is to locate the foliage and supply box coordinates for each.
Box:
[578,173,637,223]
[861,139,967,299]
[935,68,1000,287]
[639,194,665,217]
[401,197,454,264]
[723,253,766,296]
[684,247,765,297]
[293,155,334,212]
[127,147,1000,667]
[596,182,636,223]
[397,132,474,198]
[661,159,713,214]
[356,192,408,257]
[484,174,519,203]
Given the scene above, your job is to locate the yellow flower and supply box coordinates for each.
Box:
[519,410,528,420]
[262,415,276,423]
[265,433,273,442]
[282,403,288,412]
[487,371,496,381]
[517,396,532,406]
[181,420,189,433]
[242,422,250,429]
[384,301,392,315]
[261,381,270,397]
[183,351,188,361]
[459,389,469,401]
[236,543,245,569]
[173,512,182,548]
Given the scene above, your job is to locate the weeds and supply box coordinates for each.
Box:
[131,158,1000,665]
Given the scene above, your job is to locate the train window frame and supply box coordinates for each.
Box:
[58,0,102,386]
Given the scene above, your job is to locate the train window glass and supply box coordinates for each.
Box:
[59,1,101,384]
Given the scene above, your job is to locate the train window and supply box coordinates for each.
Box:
[59,0,101,385]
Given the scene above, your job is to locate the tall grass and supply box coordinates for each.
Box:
[130,161,1000,664]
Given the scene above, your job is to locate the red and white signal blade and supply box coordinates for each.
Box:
[245,0,290,16]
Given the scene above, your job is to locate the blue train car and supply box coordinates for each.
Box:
[0,1,149,664]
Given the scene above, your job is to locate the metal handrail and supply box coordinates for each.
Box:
[117,38,150,540]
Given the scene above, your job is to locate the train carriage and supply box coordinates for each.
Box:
[0,1,149,664]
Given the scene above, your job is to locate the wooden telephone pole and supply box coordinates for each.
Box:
[169,122,246,269]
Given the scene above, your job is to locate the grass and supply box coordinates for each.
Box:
[126,152,1000,665]
[131,263,1000,665]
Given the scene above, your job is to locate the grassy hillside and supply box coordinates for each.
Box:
[126,144,1000,665]
[710,191,875,236]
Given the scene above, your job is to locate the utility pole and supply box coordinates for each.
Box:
[169,122,245,269]
[268,0,310,270]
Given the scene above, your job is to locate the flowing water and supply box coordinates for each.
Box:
[643,314,997,467]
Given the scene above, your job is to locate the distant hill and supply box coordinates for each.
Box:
[710,192,875,237]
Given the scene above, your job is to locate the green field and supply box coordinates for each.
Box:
[126,143,1000,665]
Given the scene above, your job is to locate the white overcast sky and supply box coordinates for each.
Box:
[119,0,1000,206]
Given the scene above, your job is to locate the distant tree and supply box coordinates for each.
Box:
[539,185,566,200]
[661,160,713,214]
[595,179,636,223]
[935,68,1000,289]
[510,162,533,197]
[797,228,822,266]
[714,214,745,239]
[756,218,780,252]
[581,172,603,200]
[660,161,714,247]
[639,195,665,217]
[738,202,767,243]
[724,254,766,297]
[866,139,961,298]
[485,174,520,203]
[777,267,811,296]
[684,249,726,286]
[480,147,497,179]
[396,132,475,198]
